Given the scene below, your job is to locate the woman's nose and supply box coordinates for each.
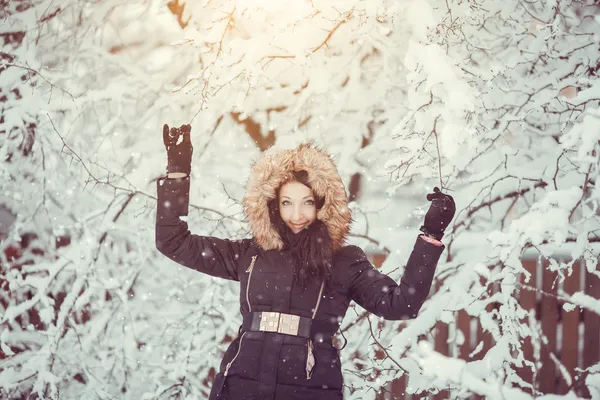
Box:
[292,206,303,220]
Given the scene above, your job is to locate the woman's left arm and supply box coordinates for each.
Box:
[344,235,445,321]
[346,187,455,320]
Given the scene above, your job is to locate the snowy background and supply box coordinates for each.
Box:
[1,0,599,399]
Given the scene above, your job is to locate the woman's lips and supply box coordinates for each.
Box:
[291,223,306,230]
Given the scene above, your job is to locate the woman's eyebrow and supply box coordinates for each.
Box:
[280,195,314,199]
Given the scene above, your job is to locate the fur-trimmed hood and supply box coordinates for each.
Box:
[243,143,352,252]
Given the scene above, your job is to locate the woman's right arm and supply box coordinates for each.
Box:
[155,175,251,281]
[342,239,444,321]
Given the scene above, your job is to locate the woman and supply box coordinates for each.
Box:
[156,124,456,400]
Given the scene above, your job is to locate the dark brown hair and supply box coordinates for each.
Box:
[268,170,332,289]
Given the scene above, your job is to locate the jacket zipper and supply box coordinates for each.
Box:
[224,331,247,377]
[245,255,257,312]
[306,282,325,380]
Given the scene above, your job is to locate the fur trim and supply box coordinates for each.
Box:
[243,143,352,252]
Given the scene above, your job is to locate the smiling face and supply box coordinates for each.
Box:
[278,181,317,234]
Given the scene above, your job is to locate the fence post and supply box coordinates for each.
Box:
[583,261,600,369]
[560,260,581,393]
[519,259,538,394]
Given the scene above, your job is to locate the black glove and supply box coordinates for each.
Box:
[419,187,456,241]
[162,124,192,175]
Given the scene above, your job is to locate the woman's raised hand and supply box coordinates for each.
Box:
[162,124,193,177]
[420,187,456,241]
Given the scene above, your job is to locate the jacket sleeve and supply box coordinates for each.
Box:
[155,177,251,281]
[344,236,444,320]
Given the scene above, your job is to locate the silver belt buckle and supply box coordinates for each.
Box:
[259,312,300,335]
[278,313,300,335]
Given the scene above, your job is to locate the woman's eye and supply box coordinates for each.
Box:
[306,200,315,206]
[281,200,291,206]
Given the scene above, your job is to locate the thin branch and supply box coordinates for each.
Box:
[366,314,406,372]
[310,9,353,54]
[432,116,443,189]
[453,179,549,232]
[568,163,592,222]
[47,114,237,221]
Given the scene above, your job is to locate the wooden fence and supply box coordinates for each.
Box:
[364,256,600,399]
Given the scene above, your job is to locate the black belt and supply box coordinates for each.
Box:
[242,312,312,338]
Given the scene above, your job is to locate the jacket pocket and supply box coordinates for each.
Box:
[309,345,343,390]
[276,343,309,385]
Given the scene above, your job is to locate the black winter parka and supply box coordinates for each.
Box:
[155,176,444,400]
